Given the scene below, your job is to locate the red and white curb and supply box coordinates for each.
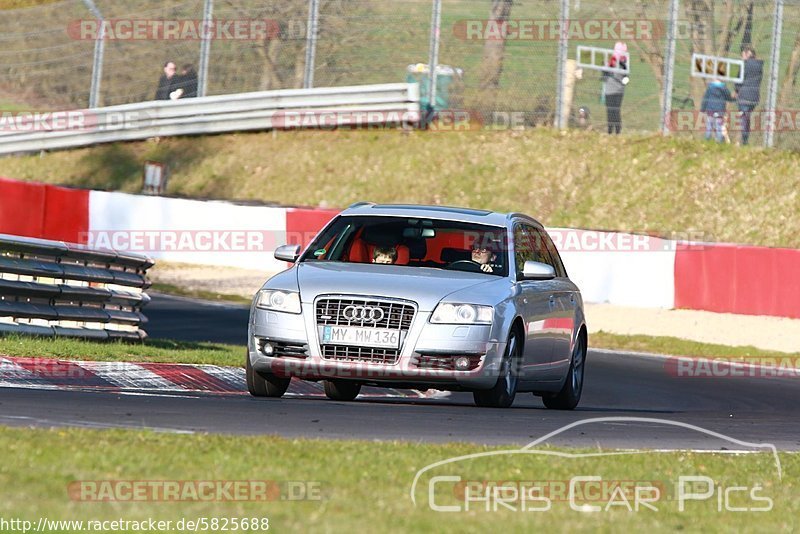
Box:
[0,356,447,399]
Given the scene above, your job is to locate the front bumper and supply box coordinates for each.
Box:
[248,301,505,390]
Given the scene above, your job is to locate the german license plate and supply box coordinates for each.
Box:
[322,326,400,349]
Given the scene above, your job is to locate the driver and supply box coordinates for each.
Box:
[471,243,500,273]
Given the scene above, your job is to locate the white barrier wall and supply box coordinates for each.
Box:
[88,191,287,271]
[87,193,677,308]
[549,228,676,309]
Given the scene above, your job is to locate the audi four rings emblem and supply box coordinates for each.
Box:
[342,305,385,322]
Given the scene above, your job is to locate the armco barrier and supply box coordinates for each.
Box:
[0,83,421,155]
[0,234,152,340]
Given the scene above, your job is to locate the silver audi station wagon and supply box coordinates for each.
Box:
[247,203,587,409]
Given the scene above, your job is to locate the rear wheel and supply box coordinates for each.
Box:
[542,333,585,410]
[246,353,291,398]
[323,380,362,401]
[473,331,520,408]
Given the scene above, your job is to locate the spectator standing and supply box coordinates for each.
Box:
[734,46,763,145]
[154,61,178,100]
[701,78,735,143]
[172,64,198,99]
[601,41,629,135]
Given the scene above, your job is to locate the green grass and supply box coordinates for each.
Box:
[0,426,797,531]
[1,128,799,248]
[0,335,243,366]
[592,331,800,362]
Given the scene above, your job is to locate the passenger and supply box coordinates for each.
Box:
[372,246,397,264]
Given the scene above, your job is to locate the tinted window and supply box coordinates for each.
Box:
[300,216,509,277]
[539,229,567,277]
[513,224,551,278]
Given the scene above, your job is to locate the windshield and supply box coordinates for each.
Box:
[299,216,509,276]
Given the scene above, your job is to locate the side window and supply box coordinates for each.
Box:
[539,229,567,278]
[514,224,550,278]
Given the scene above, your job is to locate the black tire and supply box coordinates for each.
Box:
[246,353,290,398]
[542,333,586,410]
[473,330,520,408]
[323,380,362,401]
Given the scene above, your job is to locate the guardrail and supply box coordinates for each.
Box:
[0,234,153,340]
[0,83,421,155]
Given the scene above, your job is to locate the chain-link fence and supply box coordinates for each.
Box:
[1,0,800,148]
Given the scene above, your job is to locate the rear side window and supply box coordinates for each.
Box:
[537,228,567,278]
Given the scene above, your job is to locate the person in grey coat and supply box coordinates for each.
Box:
[601,41,629,134]
[734,46,763,145]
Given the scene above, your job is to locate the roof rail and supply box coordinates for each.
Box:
[347,201,376,209]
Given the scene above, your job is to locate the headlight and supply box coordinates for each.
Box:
[430,303,493,324]
[255,290,301,314]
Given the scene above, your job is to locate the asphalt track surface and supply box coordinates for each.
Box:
[2,294,799,450]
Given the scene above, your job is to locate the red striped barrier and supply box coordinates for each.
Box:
[675,243,800,319]
[0,177,89,242]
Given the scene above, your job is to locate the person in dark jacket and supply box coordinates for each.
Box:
[734,46,763,145]
[172,64,198,99]
[701,78,735,142]
[154,61,178,100]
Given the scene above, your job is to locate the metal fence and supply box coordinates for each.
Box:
[0,234,152,340]
[2,0,800,148]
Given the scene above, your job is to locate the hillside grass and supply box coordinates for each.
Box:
[1,128,798,248]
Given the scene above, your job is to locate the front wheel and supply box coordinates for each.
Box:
[323,380,362,401]
[542,333,585,410]
[473,331,520,408]
[246,353,291,398]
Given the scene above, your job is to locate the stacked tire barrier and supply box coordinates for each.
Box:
[0,234,153,340]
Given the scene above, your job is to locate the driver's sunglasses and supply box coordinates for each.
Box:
[472,247,490,253]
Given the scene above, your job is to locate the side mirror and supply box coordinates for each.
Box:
[521,260,555,280]
[274,244,301,263]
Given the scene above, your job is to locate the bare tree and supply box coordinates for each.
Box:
[223,0,356,92]
[779,32,800,109]
[478,0,513,91]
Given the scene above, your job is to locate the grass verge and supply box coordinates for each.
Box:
[0,426,796,531]
[591,331,800,363]
[0,335,242,367]
[149,283,252,306]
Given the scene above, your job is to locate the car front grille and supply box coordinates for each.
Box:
[315,297,415,329]
[316,297,416,365]
[321,345,400,365]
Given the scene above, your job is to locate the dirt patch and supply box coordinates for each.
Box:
[585,303,800,354]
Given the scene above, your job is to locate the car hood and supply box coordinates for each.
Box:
[294,262,496,311]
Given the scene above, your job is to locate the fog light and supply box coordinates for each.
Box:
[262,342,274,356]
[454,356,470,370]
